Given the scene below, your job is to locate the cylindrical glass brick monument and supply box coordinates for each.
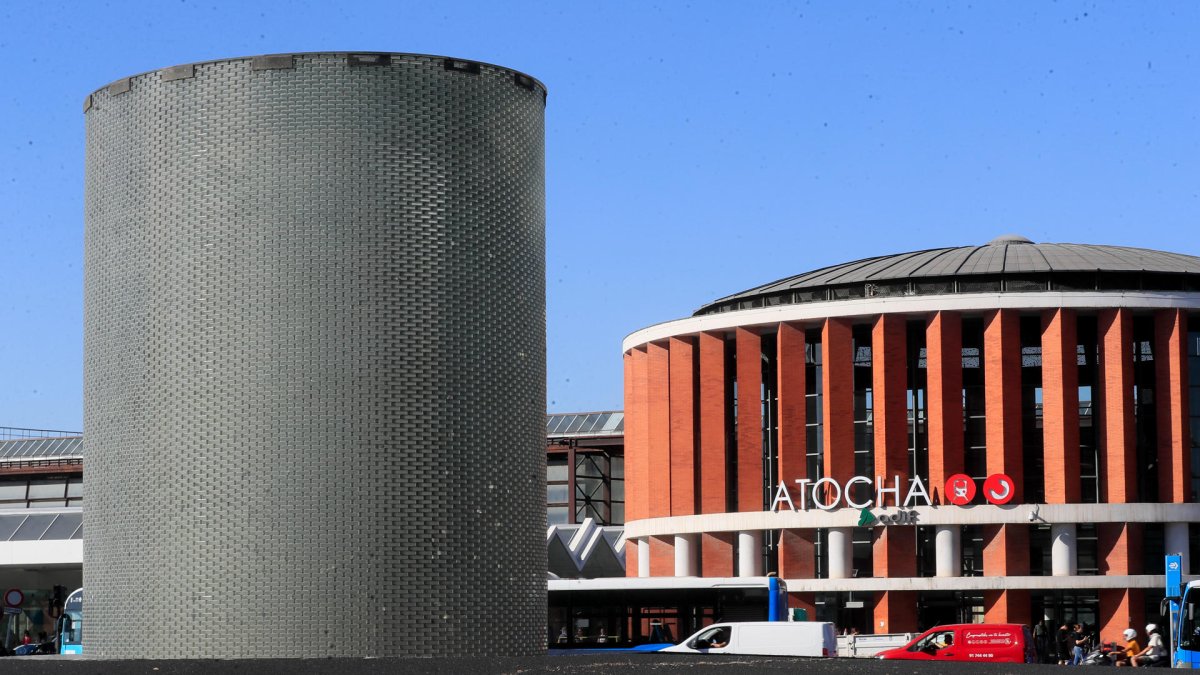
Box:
[83,53,546,658]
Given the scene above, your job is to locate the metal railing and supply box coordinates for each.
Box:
[0,426,82,441]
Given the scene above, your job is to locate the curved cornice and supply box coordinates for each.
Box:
[624,291,1200,352]
[623,502,1200,537]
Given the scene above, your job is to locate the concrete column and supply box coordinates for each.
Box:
[828,527,854,579]
[674,534,698,577]
[934,525,961,577]
[1051,523,1078,576]
[1166,522,1191,574]
[737,530,763,577]
[637,538,650,578]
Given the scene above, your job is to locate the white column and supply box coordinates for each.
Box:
[738,530,763,577]
[1051,523,1077,576]
[674,534,698,577]
[935,525,961,577]
[637,538,650,578]
[827,527,853,579]
[1166,522,1191,575]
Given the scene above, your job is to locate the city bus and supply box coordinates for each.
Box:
[1175,580,1199,668]
[548,576,788,649]
[57,588,82,655]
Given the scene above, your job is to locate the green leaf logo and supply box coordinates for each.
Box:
[857,508,877,527]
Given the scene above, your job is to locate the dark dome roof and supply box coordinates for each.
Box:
[696,238,1200,315]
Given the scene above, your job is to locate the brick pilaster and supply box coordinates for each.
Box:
[649,535,675,577]
[698,332,727,515]
[736,328,764,512]
[647,341,672,519]
[1097,522,1143,575]
[777,322,806,486]
[872,315,915,577]
[701,532,734,577]
[823,319,855,486]
[1042,309,1080,504]
[626,348,650,524]
[1099,589,1146,645]
[1098,309,1136,503]
[669,336,698,515]
[626,539,639,579]
[778,528,815,578]
[984,309,1023,500]
[984,590,1031,626]
[874,591,919,634]
[1155,309,1190,503]
[983,523,1030,576]
[926,311,963,503]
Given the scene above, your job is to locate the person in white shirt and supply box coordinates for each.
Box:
[1132,623,1166,667]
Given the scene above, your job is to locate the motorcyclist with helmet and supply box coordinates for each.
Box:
[1130,624,1166,667]
[1110,628,1140,666]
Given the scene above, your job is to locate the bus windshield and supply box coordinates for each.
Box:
[1181,589,1200,651]
[59,588,83,655]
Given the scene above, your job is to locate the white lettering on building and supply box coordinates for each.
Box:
[771,474,934,512]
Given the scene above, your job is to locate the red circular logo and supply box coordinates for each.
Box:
[983,473,1015,505]
[944,474,976,505]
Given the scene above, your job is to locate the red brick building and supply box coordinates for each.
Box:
[622,236,1200,639]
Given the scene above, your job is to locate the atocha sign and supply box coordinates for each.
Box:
[769,472,1016,515]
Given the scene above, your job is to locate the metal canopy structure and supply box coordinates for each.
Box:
[0,437,83,461]
[547,412,624,437]
[698,238,1200,315]
[0,511,83,541]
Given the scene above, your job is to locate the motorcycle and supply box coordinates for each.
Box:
[1081,641,1121,666]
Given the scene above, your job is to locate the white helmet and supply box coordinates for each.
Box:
[1123,628,1137,641]
[1146,624,1158,634]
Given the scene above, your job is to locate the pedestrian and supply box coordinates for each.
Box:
[1071,623,1088,665]
[1034,620,1047,663]
[1056,623,1071,664]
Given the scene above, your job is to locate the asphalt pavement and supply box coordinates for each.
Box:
[2,655,1071,675]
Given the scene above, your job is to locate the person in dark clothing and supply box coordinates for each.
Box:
[1034,621,1047,663]
[1056,624,1072,665]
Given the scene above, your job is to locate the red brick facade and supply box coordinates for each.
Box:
[624,303,1196,633]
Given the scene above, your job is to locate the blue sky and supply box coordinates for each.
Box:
[1,1,1198,429]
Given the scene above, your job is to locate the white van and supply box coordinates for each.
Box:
[661,621,837,657]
